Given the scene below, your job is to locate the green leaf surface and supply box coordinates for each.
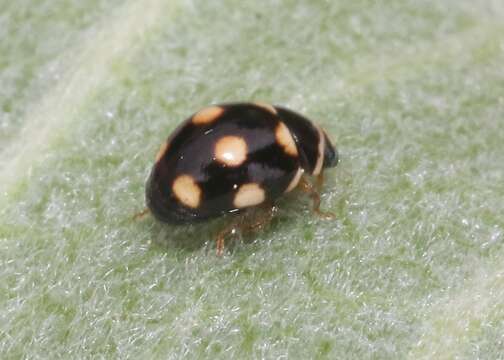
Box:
[1,0,504,358]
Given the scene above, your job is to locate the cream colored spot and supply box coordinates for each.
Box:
[192,106,224,125]
[215,136,248,167]
[275,122,298,156]
[285,167,304,193]
[172,175,201,209]
[313,126,326,175]
[234,183,265,208]
[155,142,169,163]
[254,102,277,115]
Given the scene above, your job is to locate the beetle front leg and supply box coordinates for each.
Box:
[298,176,334,220]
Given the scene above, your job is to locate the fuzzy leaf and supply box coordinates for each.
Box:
[1,0,504,358]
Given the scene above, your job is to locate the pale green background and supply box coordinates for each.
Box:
[1,0,504,358]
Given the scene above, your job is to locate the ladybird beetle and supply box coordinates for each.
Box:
[144,103,338,254]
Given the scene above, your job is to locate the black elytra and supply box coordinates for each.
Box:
[146,103,338,224]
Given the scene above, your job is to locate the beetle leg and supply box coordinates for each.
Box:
[315,172,325,190]
[241,203,278,235]
[132,208,150,220]
[215,203,277,256]
[298,176,335,220]
[215,223,240,256]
